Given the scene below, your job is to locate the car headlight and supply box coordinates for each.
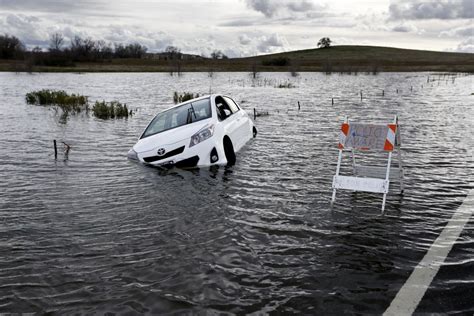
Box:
[127,148,138,160]
[190,124,214,147]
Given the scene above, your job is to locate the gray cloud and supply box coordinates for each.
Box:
[287,1,315,12]
[0,13,49,47]
[0,0,133,19]
[440,25,474,37]
[245,0,279,17]
[392,23,417,33]
[454,37,474,53]
[0,0,471,57]
[239,34,252,45]
[0,0,105,13]
[389,0,474,20]
[245,0,323,18]
[219,18,259,27]
[0,12,172,52]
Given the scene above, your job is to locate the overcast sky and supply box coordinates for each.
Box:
[0,0,472,57]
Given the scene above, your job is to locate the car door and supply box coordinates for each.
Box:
[215,97,241,147]
[224,96,249,150]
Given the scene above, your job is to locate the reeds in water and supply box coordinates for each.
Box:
[25,89,88,113]
[173,92,199,104]
[92,101,131,119]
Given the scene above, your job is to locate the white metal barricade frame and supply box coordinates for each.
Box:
[331,115,404,213]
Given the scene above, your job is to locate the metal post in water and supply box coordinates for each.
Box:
[298,101,301,111]
[382,90,384,96]
[53,140,57,159]
[360,91,363,101]
[332,98,334,105]
[253,108,256,120]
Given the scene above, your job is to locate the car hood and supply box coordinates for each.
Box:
[134,120,210,153]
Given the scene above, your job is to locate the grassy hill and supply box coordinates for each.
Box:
[240,45,474,72]
[1,45,473,73]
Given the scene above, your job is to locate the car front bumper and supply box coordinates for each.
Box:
[136,137,227,168]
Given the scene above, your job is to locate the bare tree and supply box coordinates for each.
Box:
[49,33,64,51]
[165,46,181,60]
[114,43,147,58]
[211,50,228,60]
[93,40,114,59]
[82,37,95,56]
[251,60,259,79]
[70,36,84,57]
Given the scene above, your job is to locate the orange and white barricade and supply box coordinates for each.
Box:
[331,115,404,213]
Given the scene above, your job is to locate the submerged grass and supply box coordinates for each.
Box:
[92,100,131,119]
[276,82,295,88]
[26,89,89,123]
[25,89,132,122]
[25,89,88,113]
[173,92,199,104]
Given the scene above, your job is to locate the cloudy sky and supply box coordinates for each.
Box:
[0,0,472,57]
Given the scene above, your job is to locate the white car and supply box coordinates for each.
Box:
[127,94,257,168]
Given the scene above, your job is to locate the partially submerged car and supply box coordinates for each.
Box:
[128,94,257,168]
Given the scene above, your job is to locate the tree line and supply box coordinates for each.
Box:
[1,33,229,66]
[1,33,150,66]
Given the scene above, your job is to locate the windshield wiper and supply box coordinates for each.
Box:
[186,103,197,124]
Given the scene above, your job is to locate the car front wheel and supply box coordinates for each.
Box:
[223,136,236,166]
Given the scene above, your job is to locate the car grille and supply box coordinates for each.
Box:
[175,156,199,168]
[143,146,185,163]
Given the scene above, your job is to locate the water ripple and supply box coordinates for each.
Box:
[0,72,472,314]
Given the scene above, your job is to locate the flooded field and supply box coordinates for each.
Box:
[0,72,472,314]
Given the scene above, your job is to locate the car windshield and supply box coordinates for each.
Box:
[141,98,211,138]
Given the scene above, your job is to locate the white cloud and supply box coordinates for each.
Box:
[256,33,290,53]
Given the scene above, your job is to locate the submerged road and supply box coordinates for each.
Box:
[385,185,473,314]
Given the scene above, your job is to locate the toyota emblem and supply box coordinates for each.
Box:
[157,148,166,156]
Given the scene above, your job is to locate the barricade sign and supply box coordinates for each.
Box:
[331,115,404,213]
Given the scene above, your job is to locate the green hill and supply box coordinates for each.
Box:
[1,45,473,72]
[233,45,474,72]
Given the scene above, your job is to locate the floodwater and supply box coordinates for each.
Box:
[0,72,472,315]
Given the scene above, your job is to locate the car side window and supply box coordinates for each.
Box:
[215,96,233,121]
[223,97,240,113]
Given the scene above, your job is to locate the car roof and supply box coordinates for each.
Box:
[167,94,219,110]
[156,94,239,115]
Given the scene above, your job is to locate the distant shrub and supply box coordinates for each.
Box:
[0,34,24,59]
[173,92,199,104]
[262,57,290,67]
[92,101,131,119]
[276,82,295,88]
[35,51,75,67]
